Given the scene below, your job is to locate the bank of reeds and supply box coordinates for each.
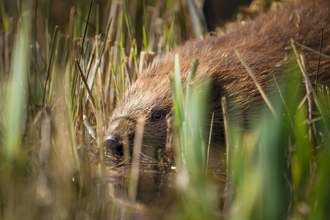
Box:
[0,0,330,219]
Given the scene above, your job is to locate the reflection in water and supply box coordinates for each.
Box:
[91,146,226,219]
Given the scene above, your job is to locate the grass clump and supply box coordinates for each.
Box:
[227,54,330,219]
[0,0,204,219]
[170,56,219,219]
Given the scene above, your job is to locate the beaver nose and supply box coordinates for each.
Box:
[103,136,124,156]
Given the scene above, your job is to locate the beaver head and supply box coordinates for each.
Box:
[104,56,175,157]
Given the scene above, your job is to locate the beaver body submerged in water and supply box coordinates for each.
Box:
[104,0,330,157]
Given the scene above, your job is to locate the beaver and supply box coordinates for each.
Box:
[104,0,330,157]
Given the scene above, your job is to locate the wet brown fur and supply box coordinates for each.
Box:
[105,0,330,156]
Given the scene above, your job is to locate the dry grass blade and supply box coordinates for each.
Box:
[300,53,313,140]
[293,40,330,59]
[138,51,155,75]
[235,49,277,118]
[205,112,214,175]
[290,39,325,120]
[221,97,230,174]
[43,25,58,105]
[75,58,96,107]
[129,116,146,202]
[83,115,96,140]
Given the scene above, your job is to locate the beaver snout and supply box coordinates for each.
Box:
[104,135,124,157]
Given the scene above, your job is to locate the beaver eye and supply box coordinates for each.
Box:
[152,112,163,121]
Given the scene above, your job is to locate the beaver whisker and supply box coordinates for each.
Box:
[139,152,158,163]
[141,144,157,149]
